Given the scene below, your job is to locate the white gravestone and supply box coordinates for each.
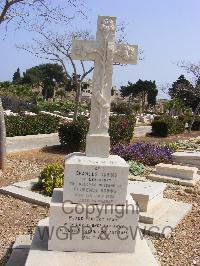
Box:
[47,16,139,254]
[63,153,129,205]
[71,16,138,158]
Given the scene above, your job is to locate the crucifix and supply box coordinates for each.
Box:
[71,16,138,158]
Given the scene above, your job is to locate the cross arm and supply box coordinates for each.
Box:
[71,39,97,61]
[114,44,138,65]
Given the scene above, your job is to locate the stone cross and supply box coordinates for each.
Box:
[71,16,138,158]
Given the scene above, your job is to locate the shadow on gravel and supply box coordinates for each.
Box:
[0,242,13,266]
[41,145,81,155]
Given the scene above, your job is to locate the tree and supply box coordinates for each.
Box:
[121,79,158,112]
[176,62,200,132]
[56,89,66,101]
[146,81,158,108]
[165,98,186,116]
[0,98,6,170]
[12,67,21,84]
[19,29,95,120]
[0,0,83,28]
[23,63,67,101]
[168,75,194,105]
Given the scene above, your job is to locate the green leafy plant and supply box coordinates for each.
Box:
[164,142,179,152]
[128,161,145,176]
[38,163,64,196]
[111,102,133,115]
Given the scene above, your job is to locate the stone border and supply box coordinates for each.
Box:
[148,173,200,187]
[7,133,58,141]
[139,199,192,238]
[6,235,31,266]
[0,179,51,207]
[6,233,160,266]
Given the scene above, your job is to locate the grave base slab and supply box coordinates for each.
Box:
[139,199,192,238]
[148,173,199,187]
[172,151,200,169]
[48,189,139,253]
[127,181,166,212]
[25,218,159,266]
[139,198,170,224]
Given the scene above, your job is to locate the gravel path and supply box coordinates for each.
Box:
[0,148,199,265]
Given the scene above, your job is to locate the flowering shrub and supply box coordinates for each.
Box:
[112,142,173,166]
[109,115,135,145]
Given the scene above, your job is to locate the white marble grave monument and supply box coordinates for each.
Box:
[25,16,159,266]
[48,15,139,253]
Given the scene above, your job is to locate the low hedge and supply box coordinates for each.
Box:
[151,116,185,137]
[58,115,136,150]
[5,114,60,137]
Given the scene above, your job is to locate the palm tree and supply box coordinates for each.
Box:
[0,98,6,170]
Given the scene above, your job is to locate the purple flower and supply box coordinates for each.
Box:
[111,142,173,166]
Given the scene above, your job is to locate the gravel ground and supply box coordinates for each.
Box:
[0,148,64,265]
[0,147,199,265]
[151,183,200,266]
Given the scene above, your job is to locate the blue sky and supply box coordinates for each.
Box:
[0,0,200,98]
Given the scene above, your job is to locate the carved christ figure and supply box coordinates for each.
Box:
[71,16,138,157]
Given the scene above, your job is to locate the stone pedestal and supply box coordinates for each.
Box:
[63,153,129,205]
[86,134,110,158]
[48,189,139,253]
[25,219,159,266]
